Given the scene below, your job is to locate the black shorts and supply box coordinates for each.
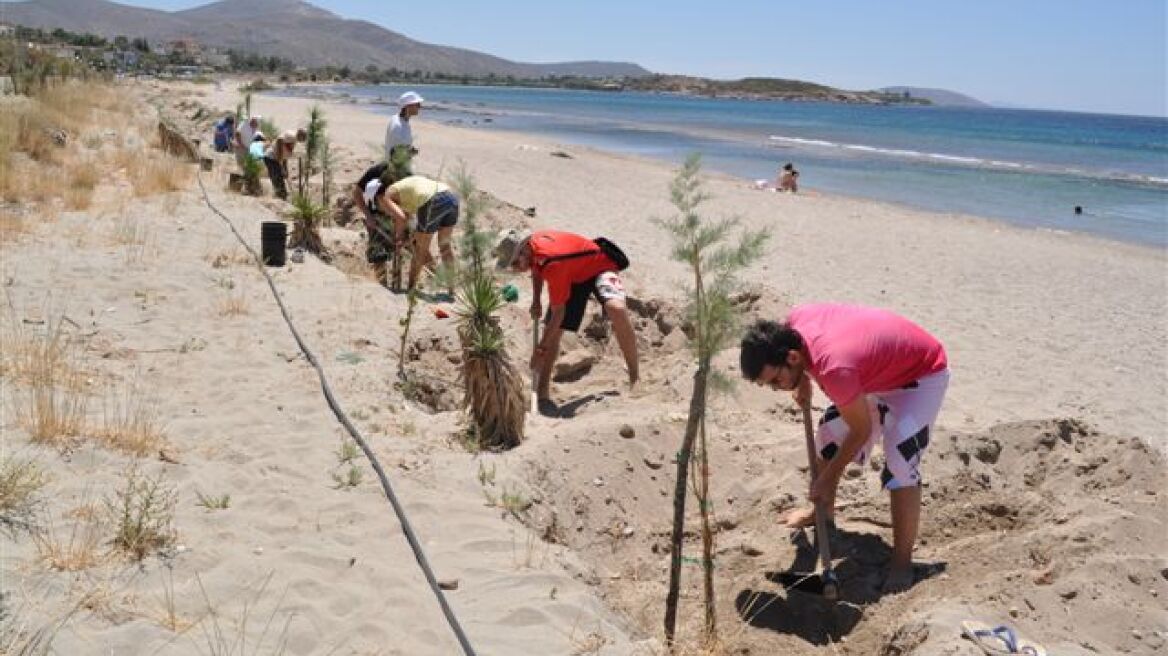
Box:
[548,271,626,332]
[415,191,459,234]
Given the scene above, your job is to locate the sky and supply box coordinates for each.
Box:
[109,0,1167,116]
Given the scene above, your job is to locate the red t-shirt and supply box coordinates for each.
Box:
[787,304,948,406]
[529,230,615,305]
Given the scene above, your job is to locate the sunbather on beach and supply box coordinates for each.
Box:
[739,304,949,593]
[372,174,459,292]
[778,162,799,192]
[495,229,639,412]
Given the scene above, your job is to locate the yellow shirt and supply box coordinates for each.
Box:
[387,176,450,214]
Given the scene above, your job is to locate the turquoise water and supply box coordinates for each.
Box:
[309,84,1168,247]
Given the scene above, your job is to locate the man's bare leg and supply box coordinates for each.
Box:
[603,299,639,386]
[409,232,433,290]
[883,485,921,593]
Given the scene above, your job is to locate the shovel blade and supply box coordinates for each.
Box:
[774,570,829,595]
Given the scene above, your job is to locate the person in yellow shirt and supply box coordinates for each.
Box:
[373,175,459,292]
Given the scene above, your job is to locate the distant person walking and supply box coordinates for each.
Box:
[778,162,799,192]
[739,304,949,594]
[263,128,307,200]
[495,229,639,414]
[384,91,423,175]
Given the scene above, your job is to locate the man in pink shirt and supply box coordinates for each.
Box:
[739,304,950,593]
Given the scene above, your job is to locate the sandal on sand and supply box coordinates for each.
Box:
[961,621,1047,656]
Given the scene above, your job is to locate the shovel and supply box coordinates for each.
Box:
[798,404,840,601]
[529,319,541,414]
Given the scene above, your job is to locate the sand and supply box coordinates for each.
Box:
[1,78,1165,655]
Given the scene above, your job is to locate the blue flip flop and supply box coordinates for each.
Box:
[961,620,1047,656]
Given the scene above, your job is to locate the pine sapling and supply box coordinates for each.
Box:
[658,154,769,648]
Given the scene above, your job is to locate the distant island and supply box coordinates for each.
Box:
[879,86,989,108]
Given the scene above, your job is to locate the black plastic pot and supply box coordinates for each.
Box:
[261,221,287,266]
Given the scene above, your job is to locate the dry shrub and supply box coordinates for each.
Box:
[105,464,177,561]
[97,382,167,456]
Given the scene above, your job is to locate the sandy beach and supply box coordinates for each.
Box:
[2,78,1165,655]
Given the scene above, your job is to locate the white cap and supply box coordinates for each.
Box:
[398,91,424,108]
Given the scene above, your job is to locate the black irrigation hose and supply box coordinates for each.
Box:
[194,170,477,656]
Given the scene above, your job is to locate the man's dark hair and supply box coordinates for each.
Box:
[739,319,804,381]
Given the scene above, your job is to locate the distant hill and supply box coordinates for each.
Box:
[0,0,652,78]
[879,86,989,108]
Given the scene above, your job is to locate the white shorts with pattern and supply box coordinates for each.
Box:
[815,369,950,490]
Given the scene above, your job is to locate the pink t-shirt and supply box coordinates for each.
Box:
[787,304,947,406]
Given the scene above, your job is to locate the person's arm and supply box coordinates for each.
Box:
[352,184,375,229]
[380,191,410,242]
[809,395,870,502]
[531,304,565,371]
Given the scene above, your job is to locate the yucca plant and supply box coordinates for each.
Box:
[450,166,525,449]
[287,194,328,257]
[659,154,769,648]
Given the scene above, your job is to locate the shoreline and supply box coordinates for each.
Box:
[268,81,1167,250]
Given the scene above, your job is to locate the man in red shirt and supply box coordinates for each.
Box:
[739,304,950,593]
[496,229,639,413]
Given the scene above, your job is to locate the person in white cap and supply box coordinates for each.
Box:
[384,91,423,174]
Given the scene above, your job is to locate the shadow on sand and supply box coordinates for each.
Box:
[734,525,946,645]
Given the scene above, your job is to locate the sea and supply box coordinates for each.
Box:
[292,84,1168,248]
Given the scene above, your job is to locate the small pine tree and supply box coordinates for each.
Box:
[658,154,769,648]
[305,105,326,174]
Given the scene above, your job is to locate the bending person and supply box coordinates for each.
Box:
[350,161,402,287]
[495,229,638,412]
[739,304,949,593]
[373,174,459,292]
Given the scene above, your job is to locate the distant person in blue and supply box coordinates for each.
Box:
[212,114,235,153]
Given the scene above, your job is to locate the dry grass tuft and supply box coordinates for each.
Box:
[31,512,104,572]
[97,381,167,456]
[118,148,192,197]
[63,157,100,211]
[105,463,177,561]
[0,454,47,531]
[217,293,249,317]
[3,311,90,448]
